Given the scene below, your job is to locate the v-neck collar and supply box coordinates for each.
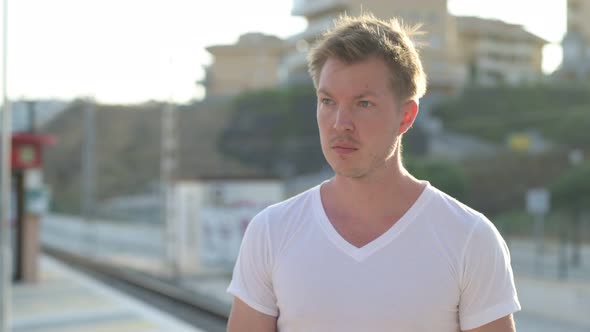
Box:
[312,181,434,262]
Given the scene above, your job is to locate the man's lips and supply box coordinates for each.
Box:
[332,145,358,154]
[330,137,359,154]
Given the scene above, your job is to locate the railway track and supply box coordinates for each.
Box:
[43,246,229,332]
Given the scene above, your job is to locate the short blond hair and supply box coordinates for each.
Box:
[307,13,427,102]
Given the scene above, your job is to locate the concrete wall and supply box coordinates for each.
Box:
[516,275,590,328]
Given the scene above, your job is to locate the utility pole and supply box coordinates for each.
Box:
[26,100,35,133]
[160,101,178,279]
[0,0,11,330]
[81,102,96,255]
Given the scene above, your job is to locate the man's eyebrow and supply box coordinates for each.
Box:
[353,91,379,99]
[317,89,379,99]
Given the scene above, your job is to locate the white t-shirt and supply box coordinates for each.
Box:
[227,182,521,331]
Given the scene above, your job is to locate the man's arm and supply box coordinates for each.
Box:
[463,314,516,332]
[227,297,277,332]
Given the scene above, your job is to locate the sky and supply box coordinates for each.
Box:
[0,0,567,104]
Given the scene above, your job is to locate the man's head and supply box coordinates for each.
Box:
[308,13,427,104]
[309,14,427,179]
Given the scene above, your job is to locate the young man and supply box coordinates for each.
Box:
[227,14,520,332]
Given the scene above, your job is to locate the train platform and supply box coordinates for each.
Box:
[11,255,203,332]
[10,253,590,332]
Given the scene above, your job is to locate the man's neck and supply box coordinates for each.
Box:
[323,161,425,221]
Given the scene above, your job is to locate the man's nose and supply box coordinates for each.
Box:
[333,107,354,132]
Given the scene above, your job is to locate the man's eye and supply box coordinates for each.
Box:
[321,98,334,105]
[359,100,372,108]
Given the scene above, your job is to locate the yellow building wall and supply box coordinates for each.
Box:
[206,40,284,97]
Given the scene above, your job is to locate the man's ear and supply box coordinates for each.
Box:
[398,100,419,135]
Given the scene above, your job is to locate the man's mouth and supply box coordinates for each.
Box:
[332,145,358,154]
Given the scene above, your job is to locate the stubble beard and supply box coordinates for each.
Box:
[329,137,400,180]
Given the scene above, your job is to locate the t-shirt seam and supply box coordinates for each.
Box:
[227,285,279,317]
[271,185,320,276]
[460,295,521,330]
[459,215,483,289]
[263,211,275,281]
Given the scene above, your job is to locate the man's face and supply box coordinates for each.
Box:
[316,56,416,179]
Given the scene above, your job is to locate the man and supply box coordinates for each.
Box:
[227,13,520,332]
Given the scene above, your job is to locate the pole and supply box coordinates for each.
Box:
[558,219,569,280]
[161,55,179,280]
[533,213,544,275]
[26,100,35,133]
[161,101,178,279]
[0,0,11,329]
[81,102,96,256]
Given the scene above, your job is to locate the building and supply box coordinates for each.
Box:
[560,0,590,80]
[282,0,467,95]
[456,16,548,86]
[201,1,549,98]
[203,33,285,98]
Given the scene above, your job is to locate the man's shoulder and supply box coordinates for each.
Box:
[246,184,320,250]
[262,184,320,217]
[424,184,490,233]
[426,185,481,214]
[252,184,320,230]
[419,185,504,261]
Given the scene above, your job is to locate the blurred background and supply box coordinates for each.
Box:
[2,0,589,331]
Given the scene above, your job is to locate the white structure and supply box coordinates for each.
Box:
[170,178,284,275]
[456,16,547,86]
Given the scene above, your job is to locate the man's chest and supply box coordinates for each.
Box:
[271,238,461,331]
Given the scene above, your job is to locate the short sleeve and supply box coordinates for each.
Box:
[459,216,521,330]
[226,210,278,317]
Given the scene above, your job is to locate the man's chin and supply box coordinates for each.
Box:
[332,167,367,180]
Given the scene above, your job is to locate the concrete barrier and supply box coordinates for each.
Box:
[516,274,590,328]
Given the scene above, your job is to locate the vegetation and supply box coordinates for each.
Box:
[431,84,590,147]
[406,158,468,201]
[550,161,590,265]
[431,83,590,244]
[218,85,324,175]
[550,161,590,210]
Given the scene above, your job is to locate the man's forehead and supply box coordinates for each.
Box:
[318,57,391,90]
[317,73,389,98]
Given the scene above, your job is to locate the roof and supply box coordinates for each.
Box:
[456,16,548,44]
[206,32,285,55]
